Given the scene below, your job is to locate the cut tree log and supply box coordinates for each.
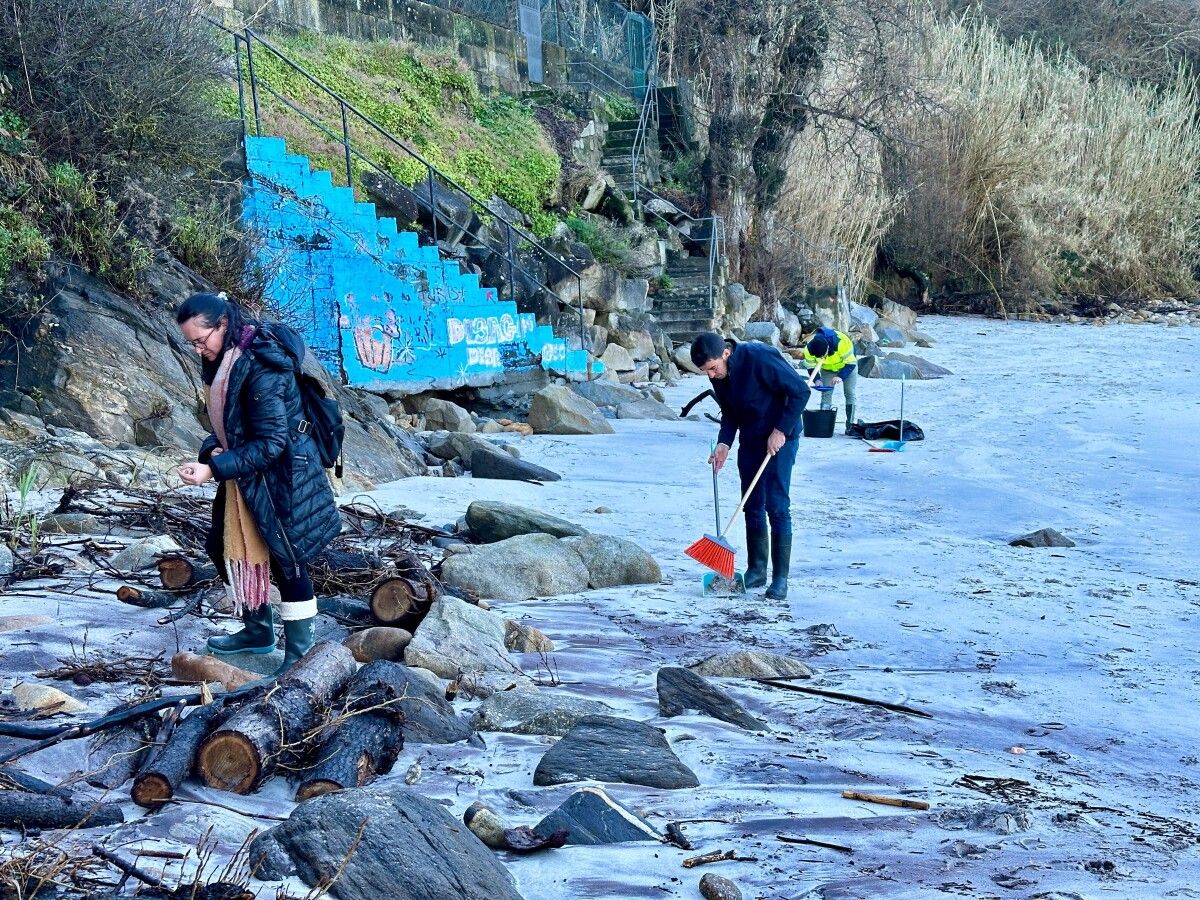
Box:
[0,791,124,829]
[158,556,219,591]
[294,714,402,801]
[171,652,260,691]
[0,766,69,796]
[343,627,412,663]
[116,586,180,609]
[196,641,356,794]
[85,716,157,790]
[293,659,413,801]
[132,702,231,808]
[369,577,436,630]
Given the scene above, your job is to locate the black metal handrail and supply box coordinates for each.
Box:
[210,20,590,361]
[637,184,725,311]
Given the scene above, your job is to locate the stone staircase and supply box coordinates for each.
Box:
[652,255,716,345]
[601,115,657,193]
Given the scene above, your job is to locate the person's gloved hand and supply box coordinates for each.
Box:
[831,376,842,386]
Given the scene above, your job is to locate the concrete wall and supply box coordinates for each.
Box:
[212,0,635,98]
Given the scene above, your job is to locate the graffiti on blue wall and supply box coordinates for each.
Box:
[241,135,598,388]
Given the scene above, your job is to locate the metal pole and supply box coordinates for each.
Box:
[244,31,261,135]
[505,222,516,305]
[340,101,353,190]
[234,35,247,138]
[427,168,438,245]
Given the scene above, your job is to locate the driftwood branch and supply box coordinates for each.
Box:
[754,678,932,718]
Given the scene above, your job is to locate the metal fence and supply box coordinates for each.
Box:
[419,0,653,90]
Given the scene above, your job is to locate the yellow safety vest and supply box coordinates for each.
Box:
[803,330,857,373]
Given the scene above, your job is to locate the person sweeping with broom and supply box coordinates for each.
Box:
[689,332,810,600]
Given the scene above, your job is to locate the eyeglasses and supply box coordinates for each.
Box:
[186,327,217,350]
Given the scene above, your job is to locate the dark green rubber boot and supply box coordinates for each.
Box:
[207,602,276,655]
[765,530,793,600]
[271,615,315,678]
[845,405,856,435]
[743,525,769,589]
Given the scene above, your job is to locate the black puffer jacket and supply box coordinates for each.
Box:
[199,324,341,578]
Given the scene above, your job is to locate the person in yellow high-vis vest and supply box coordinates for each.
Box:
[803,327,858,434]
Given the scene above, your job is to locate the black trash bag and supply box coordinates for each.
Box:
[847,419,925,442]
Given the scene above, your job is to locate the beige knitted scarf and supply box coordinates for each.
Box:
[206,344,271,613]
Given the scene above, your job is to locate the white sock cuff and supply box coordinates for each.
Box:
[279,597,317,621]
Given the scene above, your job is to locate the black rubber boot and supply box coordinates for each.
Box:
[765,530,792,600]
[743,525,769,589]
[845,405,856,435]
[272,616,315,678]
[207,602,276,655]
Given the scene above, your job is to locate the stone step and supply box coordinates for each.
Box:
[667,260,713,274]
[662,273,711,289]
[667,327,715,344]
[653,308,716,326]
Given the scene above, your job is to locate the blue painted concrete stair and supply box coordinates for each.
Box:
[242,135,597,390]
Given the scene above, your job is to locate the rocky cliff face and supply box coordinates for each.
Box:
[0,259,427,490]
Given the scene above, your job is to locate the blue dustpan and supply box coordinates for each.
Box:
[866,376,908,453]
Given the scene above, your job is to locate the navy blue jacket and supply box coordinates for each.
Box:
[199,325,342,579]
[710,339,811,446]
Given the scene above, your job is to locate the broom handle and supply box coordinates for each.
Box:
[710,441,721,533]
[721,451,773,536]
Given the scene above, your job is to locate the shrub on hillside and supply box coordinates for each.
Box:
[0,0,226,178]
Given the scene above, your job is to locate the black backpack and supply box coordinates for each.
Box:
[272,327,346,477]
[295,365,346,478]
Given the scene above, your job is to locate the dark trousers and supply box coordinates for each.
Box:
[737,435,798,534]
[209,545,314,605]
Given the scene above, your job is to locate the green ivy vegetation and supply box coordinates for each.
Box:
[0,105,152,302]
[231,33,562,236]
[566,214,634,273]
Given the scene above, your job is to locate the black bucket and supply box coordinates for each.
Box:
[803,408,837,438]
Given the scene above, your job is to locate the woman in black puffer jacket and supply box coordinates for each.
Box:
[176,292,341,676]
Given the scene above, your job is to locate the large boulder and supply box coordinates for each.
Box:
[885,352,952,379]
[773,306,803,346]
[465,501,587,543]
[869,296,919,331]
[656,667,765,730]
[1009,528,1075,548]
[743,322,781,348]
[723,283,762,331]
[599,343,636,374]
[616,398,677,420]
[562,534,661,588]
[471,689,613,736]
[534,787,661,846]
[570,379,643,410]
[403,596,514,677]
[354,661,473,744]
[859,355,921,380]
[249,784,523,900]
[109,535,181,572]
[528,386,614,435]
[417,398,475,433]
[470,449,561,483]
[673,344,704,376]
[440,533,591,601]
[534,715,699,789]
[689,651,812,680]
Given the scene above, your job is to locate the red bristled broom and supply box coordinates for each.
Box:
[685,453,773,580]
